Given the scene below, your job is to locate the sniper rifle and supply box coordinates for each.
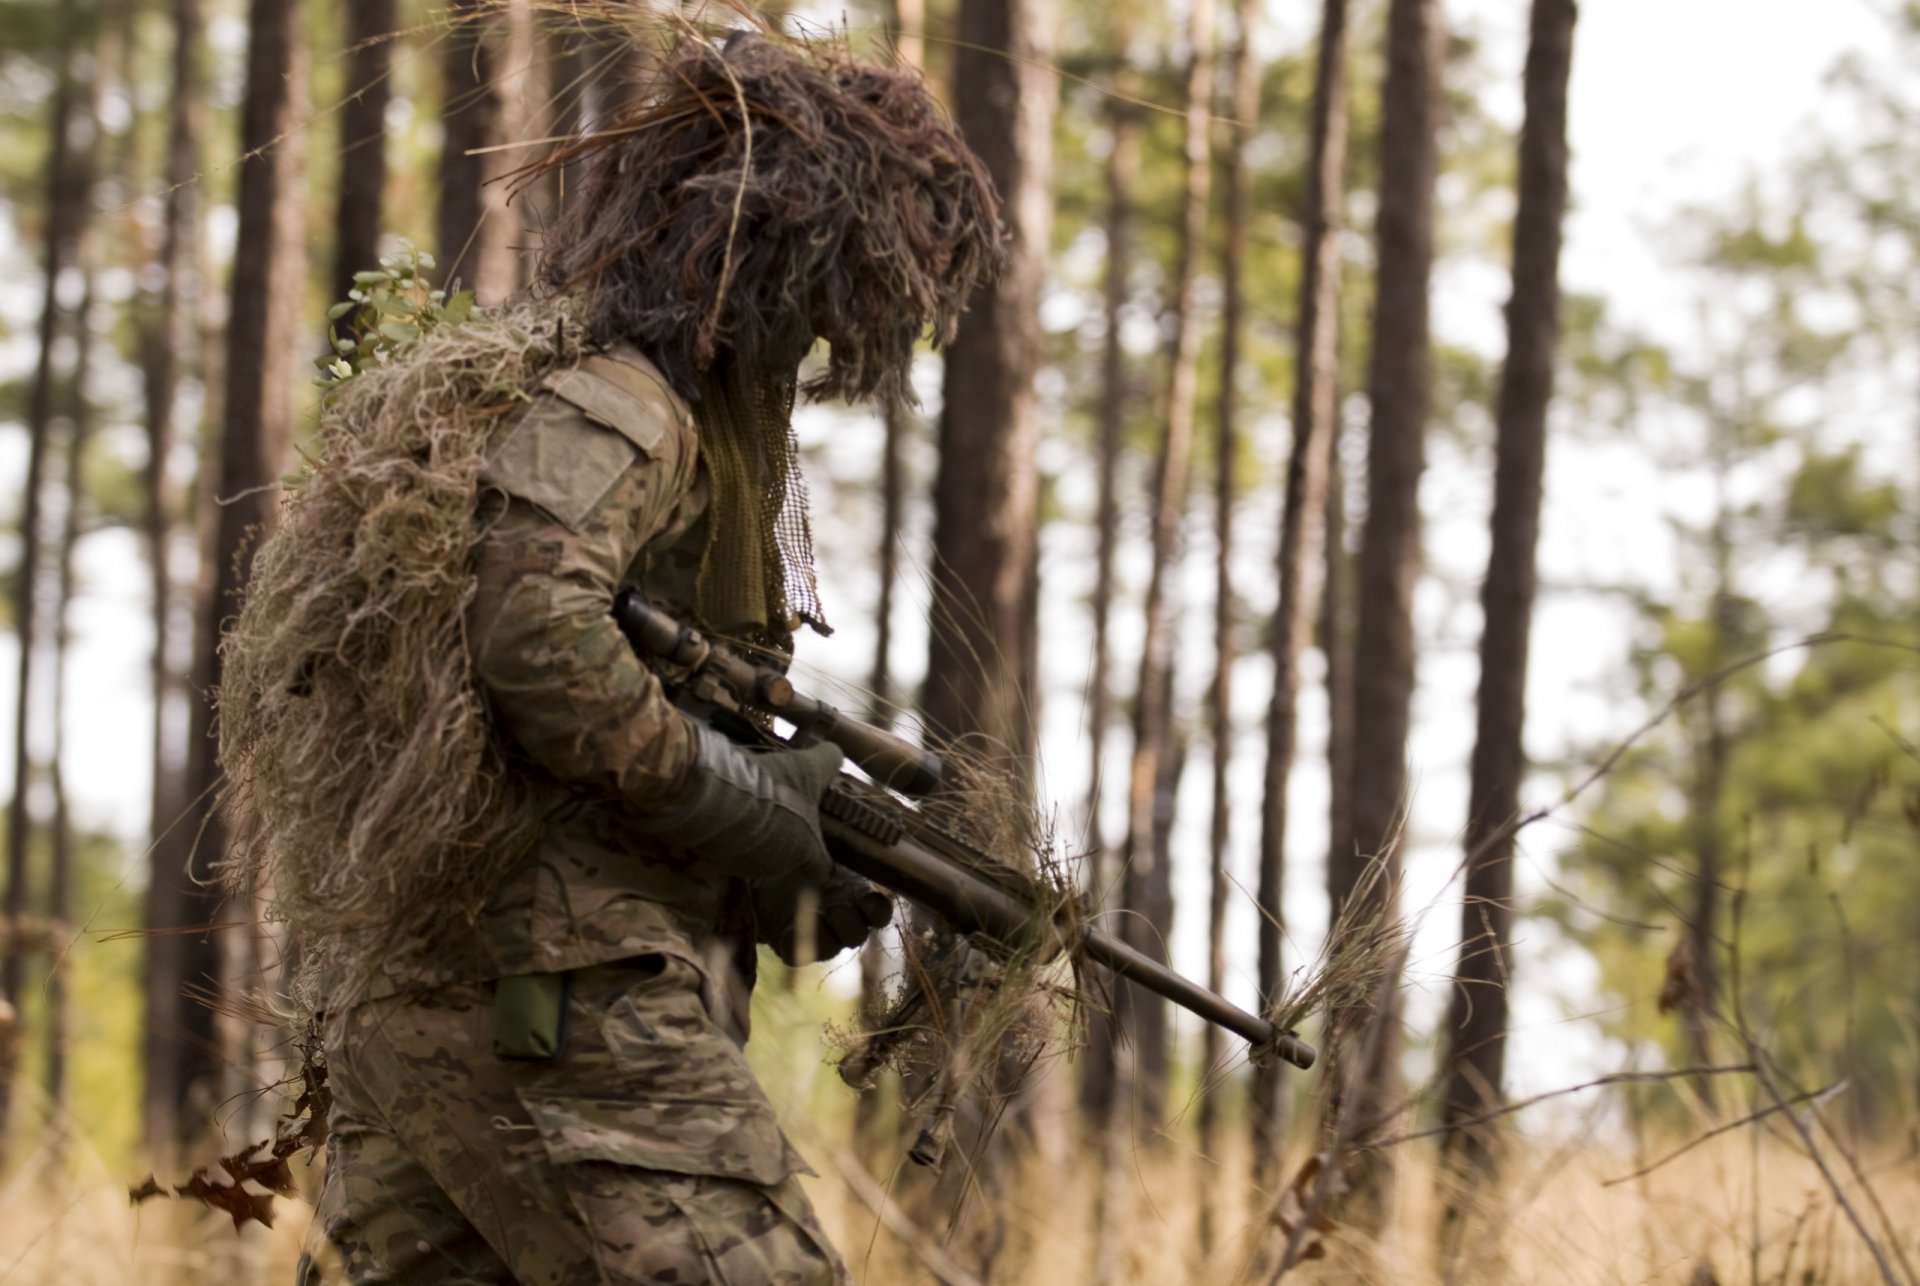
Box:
[613,590,1317,1076]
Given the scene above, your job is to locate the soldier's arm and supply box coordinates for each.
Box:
[467,381,698,810]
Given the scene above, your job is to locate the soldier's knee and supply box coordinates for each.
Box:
[566,1165,842,1285]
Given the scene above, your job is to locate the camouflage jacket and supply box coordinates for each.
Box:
[368,345,758,1025]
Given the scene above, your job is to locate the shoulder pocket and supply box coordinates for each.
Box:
[480,396,638,533]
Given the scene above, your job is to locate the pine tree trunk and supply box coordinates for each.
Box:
[1078,47,1138,1124]
[1322,423,1354,932]
[1252,0,1348,1187]
[141,0,203,919]
[1336,0,1441,1211]
[1682,474,1733,1105]
[922,0,1057,762]
[332,0,395,299]
[438,0,520,303]
[1,19,85,1159]
[916,0,1057,1264]
[1438,0,1576,1189]
[1199,0,1263,1225]
[47,257,99,1142]
[1117,0,1214,1129]
[140,0,210,1157]
[153,0,306,1151]
[855,0,926,1151]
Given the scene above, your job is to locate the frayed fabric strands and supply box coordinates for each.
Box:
[536,33,1007,408]
[217,305,581,990]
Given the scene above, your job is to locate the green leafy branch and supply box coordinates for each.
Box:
[314,241,476,387]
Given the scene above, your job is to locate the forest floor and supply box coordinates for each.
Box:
[1,1113,1913,1284]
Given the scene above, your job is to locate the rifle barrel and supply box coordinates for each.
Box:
[821,807,1316,1071]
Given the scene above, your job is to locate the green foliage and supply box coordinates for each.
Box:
[0,810,144,1173]
[314,242,476,387]
[1554,624,1920,1126]
[1551,50,1920,1125]
[1784,448,1902,547]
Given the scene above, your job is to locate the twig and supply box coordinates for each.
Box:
[1364,1064,1758,1152]
[1599,1080,1844,1187]
[1727,844,1907,1286]
[1808,1096,1920,1286]
[1746,1057,1906,1286]
[826,1146,986,1286]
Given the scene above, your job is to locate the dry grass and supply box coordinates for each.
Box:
[3,1090,1913,1285]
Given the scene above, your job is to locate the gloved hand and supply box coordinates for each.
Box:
[754,865,893,966]
[634,721,843,880]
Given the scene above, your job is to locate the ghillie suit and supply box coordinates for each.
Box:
[218,29,1004,1002]
[219,303,578,995]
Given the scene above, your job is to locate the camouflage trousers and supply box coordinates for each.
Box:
[298,954,846,1285]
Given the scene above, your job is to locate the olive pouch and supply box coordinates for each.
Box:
[493,972,568,1060]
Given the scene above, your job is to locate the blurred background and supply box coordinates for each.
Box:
[1,0,1917,1280]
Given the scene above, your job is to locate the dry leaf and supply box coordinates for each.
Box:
[175,1170,279,1232]
[1270,1152,1341,1260]
[1658,936,1704,1016]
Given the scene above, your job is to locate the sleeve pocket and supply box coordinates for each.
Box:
[516,1090,806,1187]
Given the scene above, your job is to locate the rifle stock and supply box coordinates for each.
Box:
[612,591,1316,1071]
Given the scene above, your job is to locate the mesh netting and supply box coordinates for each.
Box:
[692,355,825,644]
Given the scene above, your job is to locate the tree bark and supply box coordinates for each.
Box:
[1335,0,1441,1209]
[151,0,306,1152]
[141,0,202,869]
[1200,0,1255,1191]
[922,0,1057,763]
[1078,43,1138,1124]
[1252,0,1348,1188]
[1,17,86,1158]
[1438,0,1576,1186]
[47,256,100,1141]
[438,0,520,303]
[1322,417,1354,940]
[855,0,930,1153]
[1117,0,1214,1129]
[332,0,395,300]
[138,0,208,1158]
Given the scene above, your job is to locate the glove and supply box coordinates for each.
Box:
[754,865,894,966]
[634,721,843,881]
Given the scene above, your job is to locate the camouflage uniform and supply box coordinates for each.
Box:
[299,347,846,1285]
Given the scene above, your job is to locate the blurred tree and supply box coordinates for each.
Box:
[1334,0,1441,1214]
[1076,14,1139,1126]
[918,0,1057,1265]
[1200,0,1260,1216]
[137,0,204,991]
[47,256,98,1148]
[438,0,520,302]
[922,0,1056,763]
[1,2,87,1163]
[153,0,307,1150]
[1252,0,1347,1187]
[331,0,396,300]
[1436,0,1576,1196]
[1116,0,1212,1128]
[856,0,928,1155]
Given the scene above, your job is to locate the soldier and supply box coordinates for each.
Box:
[284,31,1005,1284]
